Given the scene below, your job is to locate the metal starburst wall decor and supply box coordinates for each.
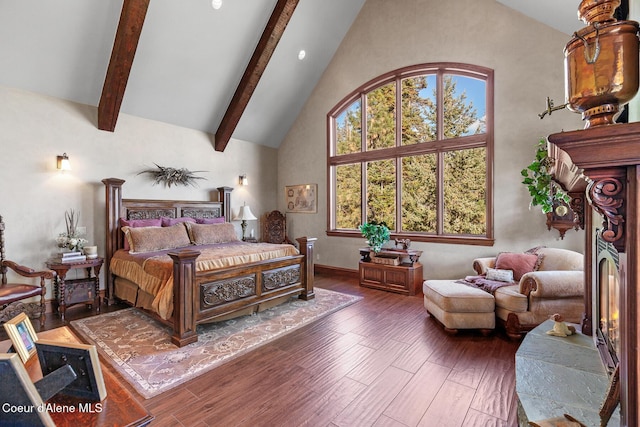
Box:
[138,164,207,188]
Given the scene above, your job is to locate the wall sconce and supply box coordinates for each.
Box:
[56,153,71,171]
[239,174,248,186]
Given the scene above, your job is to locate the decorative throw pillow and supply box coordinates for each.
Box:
[161,216,197,227]
[186,222,239,245]
[119,218,162,250]
[195,217,226,224]
[485,268,514,283]
[124,223,191,254]
[495,252,543,281]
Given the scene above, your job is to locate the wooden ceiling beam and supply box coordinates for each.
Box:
[214,0,300,152]
[98,0,150,132]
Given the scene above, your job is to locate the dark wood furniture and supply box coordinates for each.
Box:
[359,261,423,296]
[0,215,56,327]
[0,326,153,426]
[549,122,640,427]
[103,178,316,347]
[46,258,103,322]
[261,210,293,244]
[359,248,423,266]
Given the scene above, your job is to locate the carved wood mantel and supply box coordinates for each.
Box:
[548,122,640,427]
[549,123,640,250]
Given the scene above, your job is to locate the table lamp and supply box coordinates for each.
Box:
[236,204,257,241]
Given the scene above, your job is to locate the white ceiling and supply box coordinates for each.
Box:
[496,0,583,35]
[1,1,584,149]
[0,0,365,149]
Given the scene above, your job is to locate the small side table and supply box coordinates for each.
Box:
[46,257,103,321]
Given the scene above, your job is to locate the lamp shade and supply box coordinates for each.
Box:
[237,205,257,221]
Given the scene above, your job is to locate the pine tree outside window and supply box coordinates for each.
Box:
[328,63,494,245]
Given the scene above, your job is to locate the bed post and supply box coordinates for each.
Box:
[296,237,316,300]
[102,178,125,305]
[216,186,233,221]
[168,250,200,347]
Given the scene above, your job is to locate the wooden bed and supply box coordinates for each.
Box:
[103,178,315,347]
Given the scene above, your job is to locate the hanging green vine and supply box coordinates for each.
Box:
[520,138,570,214]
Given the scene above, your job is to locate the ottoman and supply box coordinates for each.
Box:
[423,280,495,334]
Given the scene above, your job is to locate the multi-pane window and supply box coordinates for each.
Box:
[328,63,494,245]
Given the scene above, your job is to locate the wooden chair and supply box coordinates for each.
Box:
[261,210,293,245]
[0,215,55,327]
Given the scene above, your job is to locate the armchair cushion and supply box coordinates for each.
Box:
[494,285,528,313]
[495,252,543,281]
[0,283,43,305]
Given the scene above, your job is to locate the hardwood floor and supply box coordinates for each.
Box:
[2,272,521,426]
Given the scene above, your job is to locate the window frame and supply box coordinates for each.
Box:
[326,62,494,246]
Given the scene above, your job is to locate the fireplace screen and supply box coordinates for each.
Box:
[597,254,620,373]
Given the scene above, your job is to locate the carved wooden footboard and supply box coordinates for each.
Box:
[168,240,314,346]
[103,178,315,347]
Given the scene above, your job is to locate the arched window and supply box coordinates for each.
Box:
[327,63,494,245]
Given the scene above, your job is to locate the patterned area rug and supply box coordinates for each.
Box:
[71,288,361,399]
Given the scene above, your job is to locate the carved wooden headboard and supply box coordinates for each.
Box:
[102,178,233,300]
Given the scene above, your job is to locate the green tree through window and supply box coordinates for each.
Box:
[328,63,493,245]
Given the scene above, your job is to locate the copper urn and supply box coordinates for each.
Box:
[564,0,640,128]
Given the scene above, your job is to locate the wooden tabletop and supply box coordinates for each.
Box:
[0,326,153,426]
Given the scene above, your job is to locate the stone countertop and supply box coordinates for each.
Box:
[515,320,620,427]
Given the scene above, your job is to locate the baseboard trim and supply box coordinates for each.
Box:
[314,264,358,278]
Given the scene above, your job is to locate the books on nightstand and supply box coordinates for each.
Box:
[53,251,87,263]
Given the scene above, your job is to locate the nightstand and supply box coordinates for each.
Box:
[46,257,103,321]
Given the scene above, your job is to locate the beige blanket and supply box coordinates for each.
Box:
[110,242,300,319]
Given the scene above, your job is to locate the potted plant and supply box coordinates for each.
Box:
[520,138,570,214]
[358,221,390,253]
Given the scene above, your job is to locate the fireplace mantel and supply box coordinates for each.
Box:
[548,122,640,427]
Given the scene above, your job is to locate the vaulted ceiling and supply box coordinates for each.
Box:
[1,1,582,150]
[496,0,582,35]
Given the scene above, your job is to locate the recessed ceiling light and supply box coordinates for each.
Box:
[211,0,222,10]
[298,50,306,60]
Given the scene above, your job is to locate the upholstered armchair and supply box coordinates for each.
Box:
[473,247,584,339]
[1,215,56,327]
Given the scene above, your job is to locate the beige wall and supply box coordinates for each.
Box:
[0,85,277,298]
[279,0,587,278]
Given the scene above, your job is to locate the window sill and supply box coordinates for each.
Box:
[326,230,494,246]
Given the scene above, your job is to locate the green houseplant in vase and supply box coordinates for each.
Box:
[358,221,390,254]
[520,138,570,214]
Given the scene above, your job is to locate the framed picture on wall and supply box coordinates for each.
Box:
[3,312,38,363]
[285,184,317,213]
